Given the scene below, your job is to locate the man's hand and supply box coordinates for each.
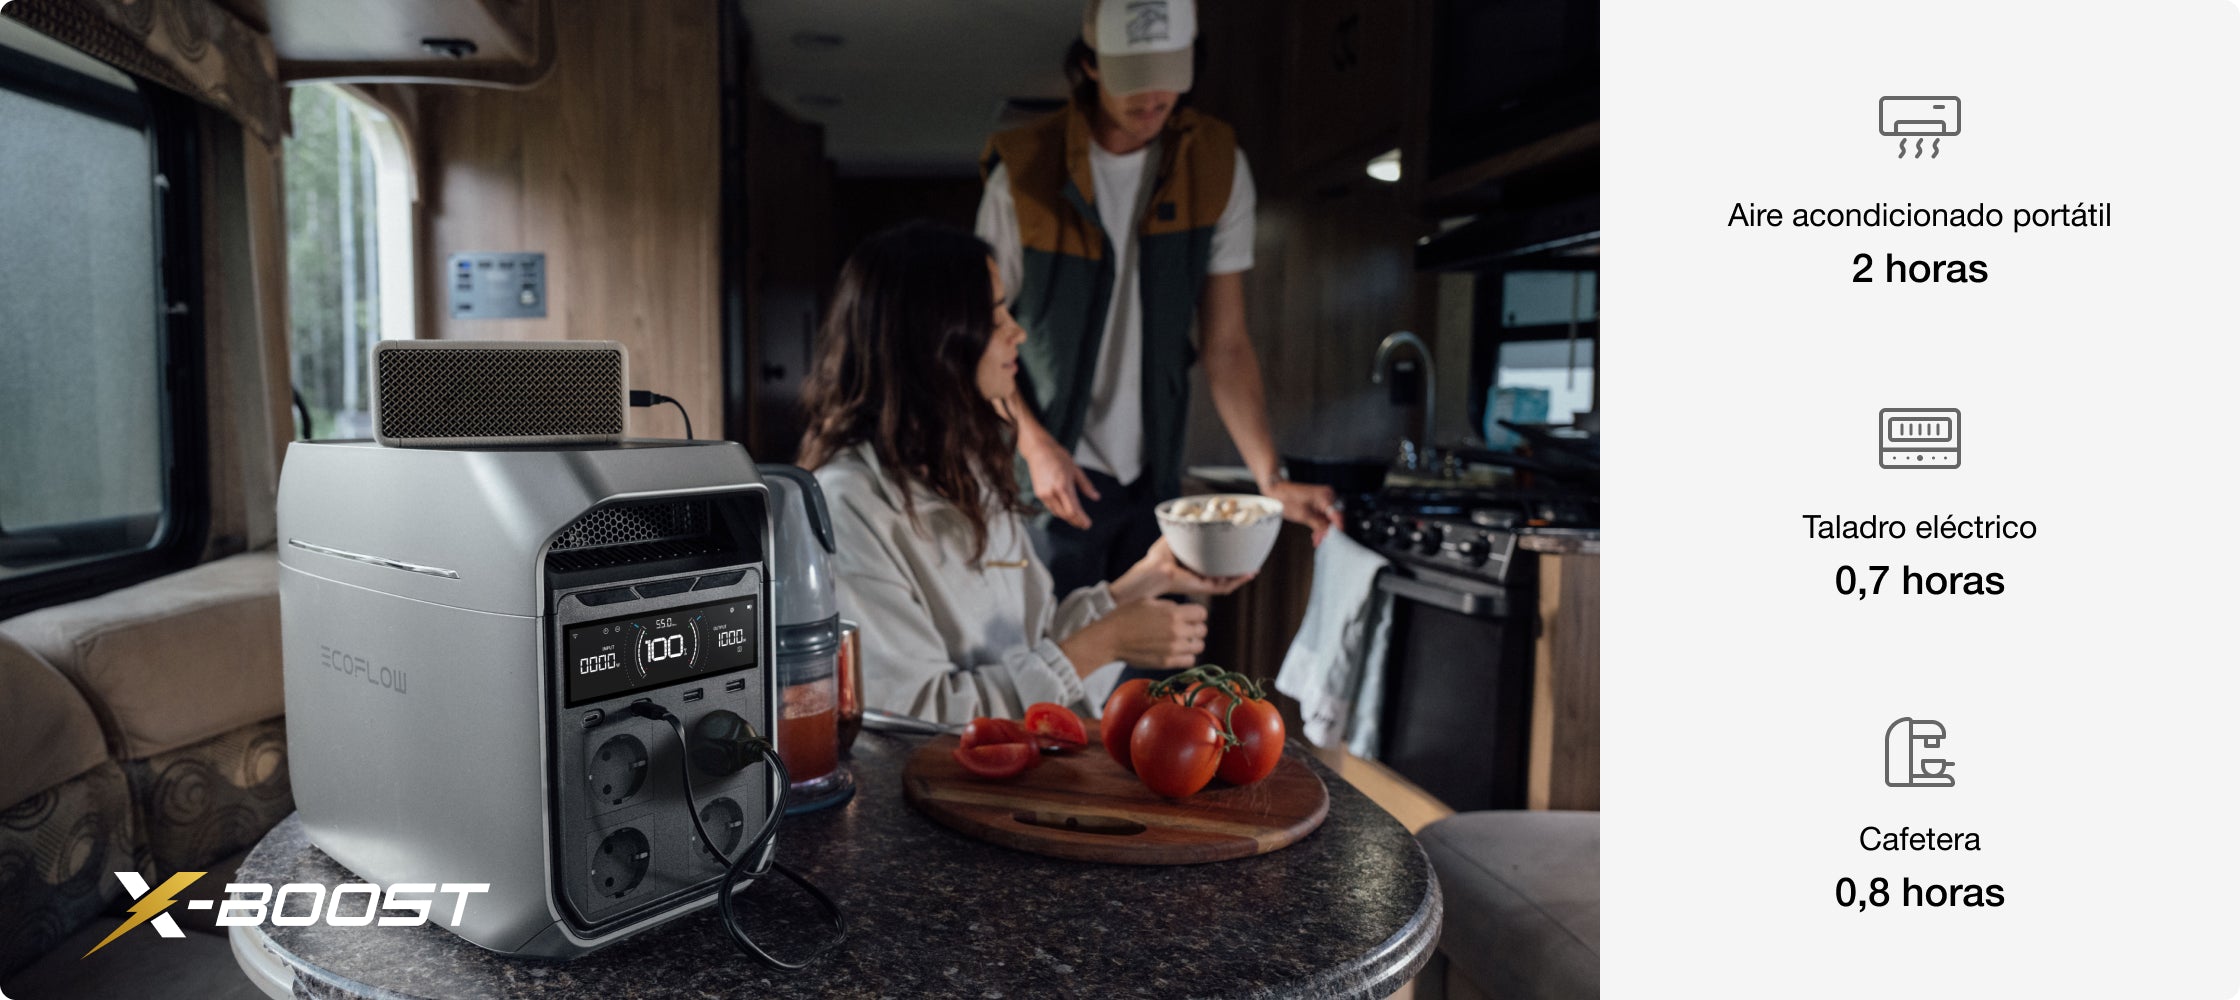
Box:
[1017,417,1100,530]
[1264,479,1343,545]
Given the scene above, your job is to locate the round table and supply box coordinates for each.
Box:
[231,732,1442,999]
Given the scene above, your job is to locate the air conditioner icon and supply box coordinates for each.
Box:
[1880,96,1959,158]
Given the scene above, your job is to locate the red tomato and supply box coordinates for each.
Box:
[1023,702,1087,752]
[1214,697,1285,786]
[952,742,1039,779]
[959,717,1030,751]
[1100,678,1159,771]
[1129,701,1225,798]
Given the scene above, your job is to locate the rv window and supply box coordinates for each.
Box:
[0,28,202,605]
[284,84,416,438]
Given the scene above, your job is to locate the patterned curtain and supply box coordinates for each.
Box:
[3,0,283,146]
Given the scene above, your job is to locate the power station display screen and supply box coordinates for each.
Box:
[565,597,757,706]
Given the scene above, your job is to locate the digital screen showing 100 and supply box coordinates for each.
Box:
[565,597,756,706]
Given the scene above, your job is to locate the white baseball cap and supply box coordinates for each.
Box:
[1083,0,1196,96]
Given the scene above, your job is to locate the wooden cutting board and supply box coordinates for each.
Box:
[901,721,1329,865]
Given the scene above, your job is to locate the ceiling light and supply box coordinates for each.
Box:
[1365,149,1402,183]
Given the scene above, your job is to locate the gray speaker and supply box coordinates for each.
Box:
[372,340,628,447]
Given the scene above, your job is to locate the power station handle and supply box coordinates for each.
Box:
[760,464,835,553]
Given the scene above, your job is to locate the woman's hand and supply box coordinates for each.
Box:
[1061,598,1210,671]
[1017,413,1100,530]
[1111,537,1255,603]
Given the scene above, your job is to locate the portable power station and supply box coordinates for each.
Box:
[277,438,780,957]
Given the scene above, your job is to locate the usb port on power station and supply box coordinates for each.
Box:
[724,678,745,694]
[683,688,704,703]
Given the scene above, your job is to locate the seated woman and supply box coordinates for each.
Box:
[800,222,1249,723]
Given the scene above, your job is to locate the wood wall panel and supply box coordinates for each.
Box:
[1528,552,1600,811]
[409,0,719,441]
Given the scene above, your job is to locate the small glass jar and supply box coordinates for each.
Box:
[775,618,853,814]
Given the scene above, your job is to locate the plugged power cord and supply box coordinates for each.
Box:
[625,701,846,969]
[628,390,695,440]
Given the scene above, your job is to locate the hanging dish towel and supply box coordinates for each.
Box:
[1275,532,1394,753]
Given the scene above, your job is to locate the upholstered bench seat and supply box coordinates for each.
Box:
[0,634,134,979]
[1416,810,1600,1000]
[2,553,283,761]
[1,552,293,994]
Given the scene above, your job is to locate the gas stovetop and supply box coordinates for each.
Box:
[1348,488,1596,585]
[1365,486,1598,526]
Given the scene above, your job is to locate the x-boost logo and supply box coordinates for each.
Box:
[84,872,490,957]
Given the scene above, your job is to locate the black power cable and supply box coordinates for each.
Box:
[290,388,313,440]
[626,702,845,969]
[628,390,695,440]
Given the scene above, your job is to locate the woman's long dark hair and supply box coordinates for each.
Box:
[798,221,1027,562]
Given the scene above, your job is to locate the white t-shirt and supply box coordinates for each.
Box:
[977,144,1257,486]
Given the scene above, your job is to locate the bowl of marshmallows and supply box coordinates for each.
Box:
[1153,494,1285,578]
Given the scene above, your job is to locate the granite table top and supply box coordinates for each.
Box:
[235,732,1442,999]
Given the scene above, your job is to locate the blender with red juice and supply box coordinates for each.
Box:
[761,466,853,814]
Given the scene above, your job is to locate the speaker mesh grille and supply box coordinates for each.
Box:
[376,347,623,443]
[553,500,711,552]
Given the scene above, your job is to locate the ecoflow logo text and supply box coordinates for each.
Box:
[84,872,489,957]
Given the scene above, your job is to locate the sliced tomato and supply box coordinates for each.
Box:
[1023,702,1087,752]
[959,717,1030,751]
[1214,696,1285,786]
[952,742,1039,779]
[1101,678,1159,771]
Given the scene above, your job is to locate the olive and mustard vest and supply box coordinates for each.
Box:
[980,103,1238,500]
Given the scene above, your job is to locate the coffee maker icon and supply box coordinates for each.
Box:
[1885,717,1956,788]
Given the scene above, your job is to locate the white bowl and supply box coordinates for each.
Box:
[1154,494,1284,578]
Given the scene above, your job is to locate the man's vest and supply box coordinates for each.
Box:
[980,103,1238,500]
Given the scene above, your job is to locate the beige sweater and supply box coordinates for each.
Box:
[815,443,1114,724]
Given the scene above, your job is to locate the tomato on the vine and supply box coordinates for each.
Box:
[1129,701,1226,798]
[951,742,1039,779]
[1023,702,1087,752]
[1178,681,1234,720]
[1214,696,1285,786]
[1101,678,1159,771]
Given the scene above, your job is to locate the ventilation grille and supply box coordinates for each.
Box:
[546,538,727,574]
[374,343,625,445]
[552,500,711,551]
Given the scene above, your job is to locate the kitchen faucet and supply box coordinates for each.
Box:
[1371,331,1435,470]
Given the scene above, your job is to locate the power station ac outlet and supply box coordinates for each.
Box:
[449,252,548,319]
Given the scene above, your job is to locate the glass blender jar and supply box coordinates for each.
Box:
[761,466,853,814]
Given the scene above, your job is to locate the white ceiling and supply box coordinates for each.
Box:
[741,0,1085,176]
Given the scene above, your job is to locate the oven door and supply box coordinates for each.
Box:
[1372,568,1536,811]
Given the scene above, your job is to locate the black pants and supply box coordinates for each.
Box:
[1031,467,1165,604]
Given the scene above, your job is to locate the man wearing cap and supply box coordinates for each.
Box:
[977,0,1341,601]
